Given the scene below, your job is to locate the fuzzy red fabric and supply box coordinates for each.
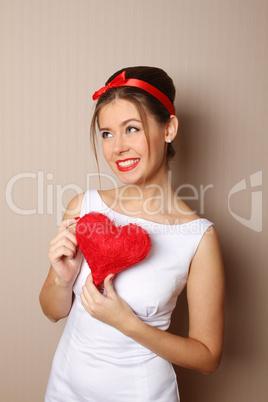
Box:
[75,212,151,286]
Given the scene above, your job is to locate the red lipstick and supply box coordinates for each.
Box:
[116,158,140,172]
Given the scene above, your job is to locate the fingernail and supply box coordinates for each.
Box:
[110,275,115,281]
[75,217,80,220]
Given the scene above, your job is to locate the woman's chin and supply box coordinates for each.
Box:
[116,173,145,186]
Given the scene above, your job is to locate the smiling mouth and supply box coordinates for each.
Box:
[116,158,140,171]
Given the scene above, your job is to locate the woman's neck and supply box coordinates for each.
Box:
[116,170,176,217]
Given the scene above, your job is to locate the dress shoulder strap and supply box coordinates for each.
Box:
[80,189,103,217]
[189,218,214,258]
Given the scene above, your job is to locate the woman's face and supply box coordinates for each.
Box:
[98,99,169,185]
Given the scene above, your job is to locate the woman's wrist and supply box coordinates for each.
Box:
[120,312,145,338]
[54,275,74,291]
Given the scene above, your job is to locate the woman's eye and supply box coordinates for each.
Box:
[126,126,139,133]
[101,132,112,139]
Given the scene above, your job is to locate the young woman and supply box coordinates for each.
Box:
[40,66,225,401]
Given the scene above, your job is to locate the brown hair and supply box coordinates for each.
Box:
[90,66,176,168]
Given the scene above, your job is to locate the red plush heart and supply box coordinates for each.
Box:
[75,212,151,286]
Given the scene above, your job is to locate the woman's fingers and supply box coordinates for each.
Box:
[50,226,78,249]
[103,274,116,297]
[85,273,94,287]
[85,274,103,297]
[50,233,76,249]
[49,238,77,259]
[49,244,75,264]
[81,275,101,313]
[58,218,79,233]
[48,218,79,244]
[80,272,135,331]
[80,287,92,311]
[81,274,104,303]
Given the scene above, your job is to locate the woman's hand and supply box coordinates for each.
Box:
[48,218,83,288]
[40,193,85,322]
[81,273,138,331]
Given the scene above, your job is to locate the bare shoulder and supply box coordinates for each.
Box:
[63,192,85,220]
[189,225,224,282]
[192,225,222,260]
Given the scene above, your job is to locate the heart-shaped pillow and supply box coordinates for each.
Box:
[75,212,151,286]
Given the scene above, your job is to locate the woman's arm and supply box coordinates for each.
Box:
[81,226,225,373]
[39,193,84,323]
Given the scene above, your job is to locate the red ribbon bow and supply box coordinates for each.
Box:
[92,70,175,115]
[92,71,127,100]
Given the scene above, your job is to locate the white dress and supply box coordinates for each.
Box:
[45,189,213,402]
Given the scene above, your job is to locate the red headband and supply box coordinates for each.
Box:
[92,71,175,115]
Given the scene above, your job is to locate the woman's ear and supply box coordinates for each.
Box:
[165,115,179,143]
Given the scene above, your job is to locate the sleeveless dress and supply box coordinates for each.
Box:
[45,189,213,402]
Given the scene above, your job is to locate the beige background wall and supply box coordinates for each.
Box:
[1,0,267,401]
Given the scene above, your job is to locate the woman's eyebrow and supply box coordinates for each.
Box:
[120,118,141,126]
[99,118,141,131]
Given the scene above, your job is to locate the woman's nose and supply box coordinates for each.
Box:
[113,135,130,154]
